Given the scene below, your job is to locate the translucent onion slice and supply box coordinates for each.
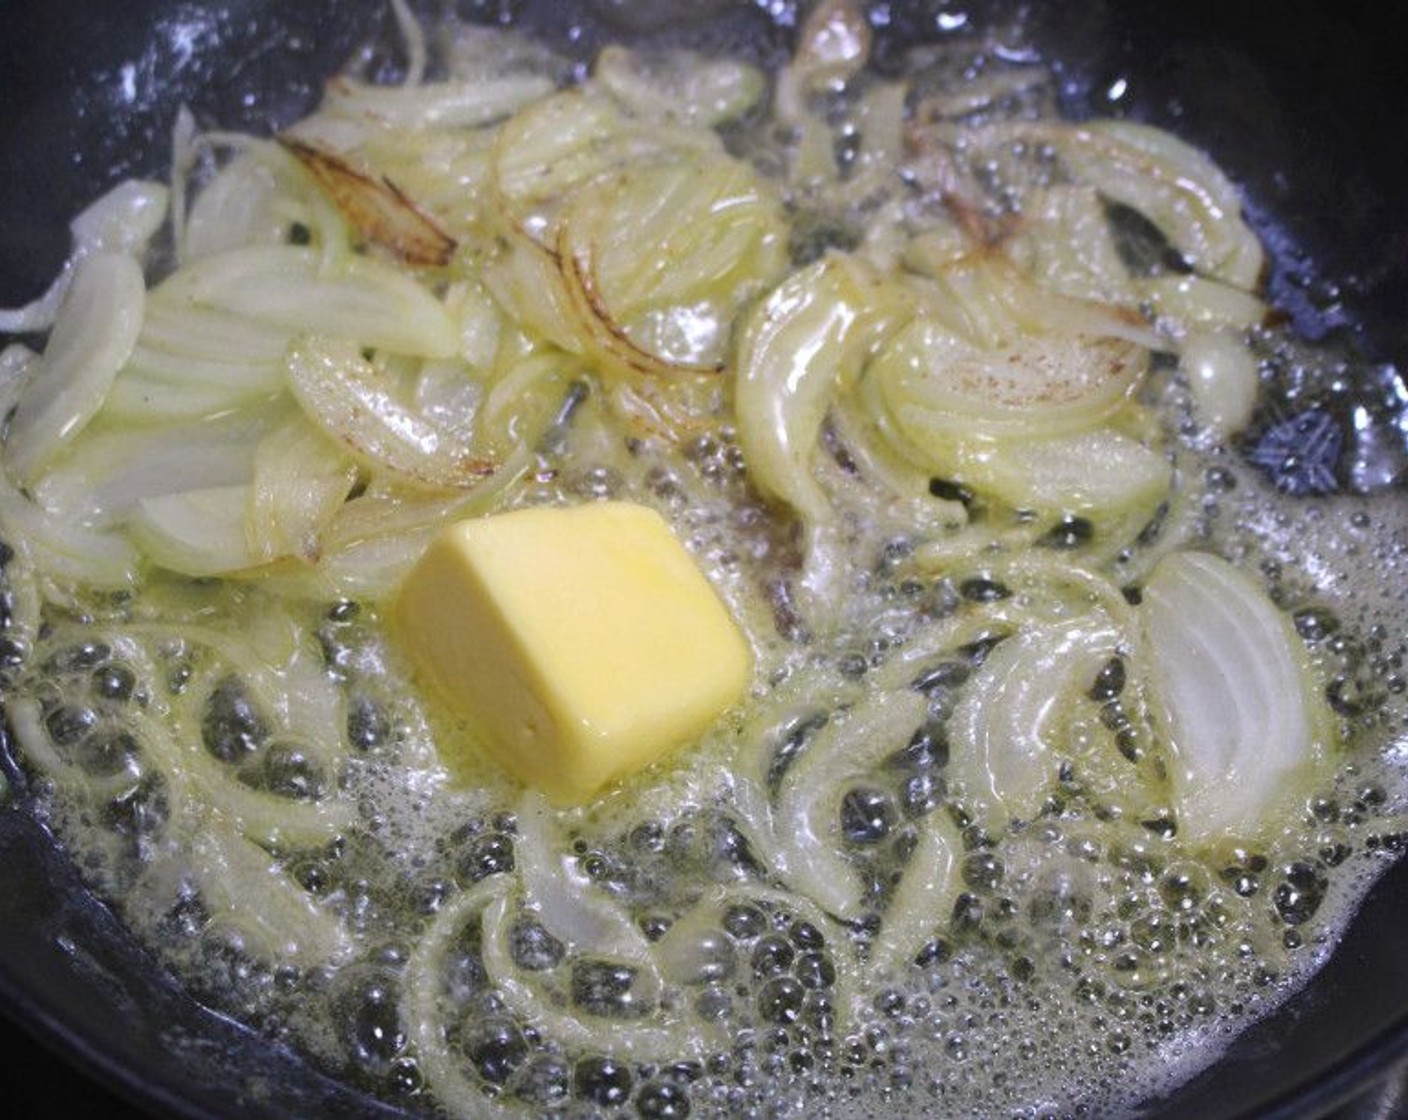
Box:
[489,89,711,245]
[140,294,298,364]
[247,417,360,565]
[997,119,1264,290]
[4,251,146,481]
[181,146,306,262]
[158,245,459,358]
[0,179,166,334]
[1179,328,1261,439]
[873,317,1146,440]
[32,405,282,528]
[129,484,261,578]
[556,154,788,376]
[1142,273,1267,332]
[594,45,766,127]
[353,127,496,243]
[870,809,963,974]
[0,483,139,592]
[516,793,660,985]
[773,687,930,920]
[948,615,1123,832]
[184,824,354,966]
[322,72,555,130]
[70,178,170,257]
[287,336,495,490]
[880,416,1172,535]
[1003,185,1139,308]
[1139,551,1333,846]
[734,254,912,523]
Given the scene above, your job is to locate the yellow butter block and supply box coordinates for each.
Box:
[394,501,752,804]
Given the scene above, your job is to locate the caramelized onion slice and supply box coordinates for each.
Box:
[287,336,495,491]
[279,137,458,267]
[556,154,788,378]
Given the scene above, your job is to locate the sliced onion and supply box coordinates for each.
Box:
[247,416,360,565]
[1004,184,1139,307]
[70,178,170,257]
[0,180,167,334]
[477,894,698,1062]
[1138,551,1332,846]
[159,245,459,359]
[279,137,458,268]
[880,416,1172,538]
[870,809,963,974]
[32,405,280,528]
[129,484,260,578]
[184,823,353,966]
[556,153,788,377]
[989,119,1264,290]
[0,489,139,591]
[517,795,658,965]
[323,73,555,130]
[734,254,911,523]
[773,687,930,919]
[489,89,709,245]
[287,336,495,490]
[4,251,146,481]
[141,293,298,364]
[948,615,1123,832]
[1143,273,1267,332]
[594,45,766,126]
[1179,328,1261,439]
[873,318,1146,441]
[181,142,328,263]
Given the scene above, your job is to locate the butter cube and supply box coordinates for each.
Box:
[394,501,752,804]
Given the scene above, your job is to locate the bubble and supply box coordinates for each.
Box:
[842,787,897,845]
[508,916,565,971]
[76,729,141,779]
[722,903,766,941]
[1274,862,1328,925]
[347,694,392,750]
[751,934,795,978]
[795,951,836,990]
[45,640,111,673]
[671,929,737,985]
[331,966,405,1071]
[259,742,329,800]
[92,661,138,702]
[573,1054,633,1105]
[757,976,805,1024]
[571,959,645,1017]
[44,703,98,747]
[515,1053,571,1106]
[462,1015,528,1085]
[636,1077,692,1118]
[201,676,269,762]
[458,832,515,883]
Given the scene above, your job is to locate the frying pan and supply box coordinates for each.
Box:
[2,1,1407,1116]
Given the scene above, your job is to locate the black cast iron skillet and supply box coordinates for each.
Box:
[2,1,1407,1116]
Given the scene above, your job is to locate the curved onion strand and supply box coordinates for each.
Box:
[734,254,910,524]
[948,614,1123,832]
[4,251,146,481]
[1138,551,1332,846]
